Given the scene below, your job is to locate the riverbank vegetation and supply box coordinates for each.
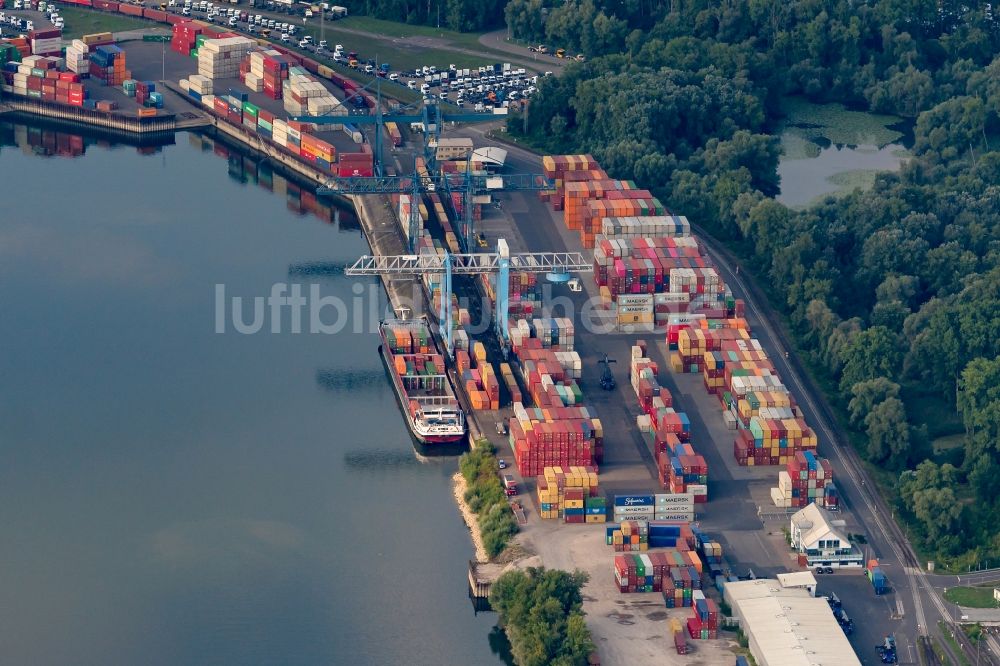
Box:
[459,439,518,559]
[489,567,594,666]
[505,0,1000,568]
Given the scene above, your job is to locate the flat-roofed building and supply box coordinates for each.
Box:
[724,577,862,666]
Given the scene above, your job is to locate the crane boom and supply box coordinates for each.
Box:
[345,251,590,276]
[345,240,590,356]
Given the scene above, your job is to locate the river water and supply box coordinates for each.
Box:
[0,122,505,666]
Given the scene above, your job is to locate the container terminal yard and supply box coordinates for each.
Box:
[3,5,998,666]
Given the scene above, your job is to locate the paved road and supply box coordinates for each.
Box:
[928,567,1000,588]
[690,231,996,664]
[477,29,568,73]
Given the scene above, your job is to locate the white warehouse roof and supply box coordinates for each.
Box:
[725,579,861,666]
[472,146,507,167]
[776,571,817,591]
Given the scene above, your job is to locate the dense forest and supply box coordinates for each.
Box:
[507,0,1000,565]
[342,0,506,30]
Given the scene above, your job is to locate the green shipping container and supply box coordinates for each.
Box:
[243,102,259,117]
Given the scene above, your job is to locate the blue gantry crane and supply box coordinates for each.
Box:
[345,240,590,356]
[291,78,552,252]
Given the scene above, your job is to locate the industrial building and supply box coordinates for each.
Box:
[434,137,474,161]
[724,577,862,666]
[790,503,863,569]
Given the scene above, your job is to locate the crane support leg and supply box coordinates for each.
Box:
[408,179,421,252]
[496,240,510,347]
[441,252,453,355]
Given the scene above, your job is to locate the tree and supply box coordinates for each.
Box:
[864,396,910,465]
[848,377,901,426]
[956,356,1000,448]
[838,326,904,393]
[490,568,592,666]
[912,486,962,545]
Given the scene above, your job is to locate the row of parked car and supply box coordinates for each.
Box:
[1,1,63,36]
[171,0,544,111]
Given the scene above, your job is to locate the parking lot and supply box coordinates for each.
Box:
[0,4,59,37]
[172,1,544,110]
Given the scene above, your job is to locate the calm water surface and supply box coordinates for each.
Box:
[0,123,504,666]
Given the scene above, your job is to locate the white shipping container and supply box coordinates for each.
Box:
[654,512,694,522]
[617,294,653,307]
[613,505,655,516]
[687,484,708,496]
[655,493,694,507]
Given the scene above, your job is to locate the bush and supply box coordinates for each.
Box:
[459,439,517,558]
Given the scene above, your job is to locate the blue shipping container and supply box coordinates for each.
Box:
[615,495,655,507]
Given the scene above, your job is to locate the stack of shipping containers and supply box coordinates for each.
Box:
[535,466,601,521]
[772,451,837,509]
[628,342,709,502]
[1,56,87,106]
[89,44,127,85]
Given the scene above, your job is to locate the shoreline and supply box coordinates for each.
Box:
[453,470,490,563]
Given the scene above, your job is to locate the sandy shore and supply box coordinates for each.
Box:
[453,471,490,562]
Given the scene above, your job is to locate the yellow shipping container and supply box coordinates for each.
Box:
[670,353,683,373]
[585,514,606,523]
[82,32,113,45]
[618,312,653,324]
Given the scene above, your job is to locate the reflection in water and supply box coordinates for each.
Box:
[287,261,346,278]
[488,625,515,664]
[0,120,359,231]
[187,132,361,231]
[315,367,387,393]
[342,450,424,470]
[0,116,174,156]
[777,137,908,208]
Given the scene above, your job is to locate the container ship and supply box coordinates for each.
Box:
[380,317,466,444]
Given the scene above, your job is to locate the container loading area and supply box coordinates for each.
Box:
[419,139,917,663]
